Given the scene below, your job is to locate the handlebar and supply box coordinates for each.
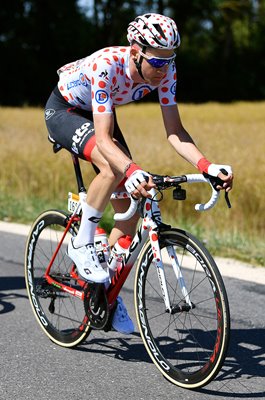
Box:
[185,174,220,211]
[113,196,139,221]
[113,173,230,221]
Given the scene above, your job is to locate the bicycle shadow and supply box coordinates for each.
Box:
[77,327,265,397]
[76,332,151,363]
[0,276,27,314]
[201,327,265,397]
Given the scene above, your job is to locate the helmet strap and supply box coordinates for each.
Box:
[134,46,146,80]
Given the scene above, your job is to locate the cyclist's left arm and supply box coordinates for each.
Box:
[161,104,233,191]
[161,104,204,167]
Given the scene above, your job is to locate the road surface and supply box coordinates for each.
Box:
[0,222,264,399]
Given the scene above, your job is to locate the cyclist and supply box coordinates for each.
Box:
[44,13,233,334]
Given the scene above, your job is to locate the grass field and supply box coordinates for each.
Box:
[0,103,264,266]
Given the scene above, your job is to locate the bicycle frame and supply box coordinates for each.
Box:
[43,185,192,314]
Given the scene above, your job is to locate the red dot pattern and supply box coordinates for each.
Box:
[152,233,158,242]
[127,14,179,49]
[58,45,177,114]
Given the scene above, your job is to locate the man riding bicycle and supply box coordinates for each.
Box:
[44,13,233,334]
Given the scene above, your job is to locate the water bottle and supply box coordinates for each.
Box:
[94,227,110,270]
[108,235,133,273]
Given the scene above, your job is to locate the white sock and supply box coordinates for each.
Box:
[73,203,103,248]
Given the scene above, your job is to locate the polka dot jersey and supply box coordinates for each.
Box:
[57,46,177,114]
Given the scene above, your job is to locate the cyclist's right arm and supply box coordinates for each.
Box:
[93,111,155,198]
[90,56,155,198]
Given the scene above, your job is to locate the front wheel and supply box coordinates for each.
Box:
[134,228,230,389]
[25,210,91,347]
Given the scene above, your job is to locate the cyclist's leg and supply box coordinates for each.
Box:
[90,143,139,245]
[88,119,135,333]
[90,111,139,246]
[109,197,139,245]
[45,90,123,244]
[45,90,137,244]
[45,91,134,331]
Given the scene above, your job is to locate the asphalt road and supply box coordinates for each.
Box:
[0,226,264,400]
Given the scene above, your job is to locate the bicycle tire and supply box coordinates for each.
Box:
[134,228,230,389]
[25,210,91,347]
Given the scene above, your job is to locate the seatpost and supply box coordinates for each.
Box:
[71,154,86,193]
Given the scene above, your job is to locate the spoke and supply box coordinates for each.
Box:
[188,310,218,341]
[195,296,215,306]
[145,277,165,303]
[52,311,88,327]
[191,312,217,320]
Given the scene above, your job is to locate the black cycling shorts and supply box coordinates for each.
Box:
[44,86,131,163]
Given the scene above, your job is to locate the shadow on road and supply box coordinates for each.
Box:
[76,327,265,397]
[0,276,27,314]
[201,327,265,397]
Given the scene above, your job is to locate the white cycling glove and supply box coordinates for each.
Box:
[197,157,233,177]
[125,170,151,194]
[208,164,233,177]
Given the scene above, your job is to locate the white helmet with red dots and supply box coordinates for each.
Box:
[127,13,180,50]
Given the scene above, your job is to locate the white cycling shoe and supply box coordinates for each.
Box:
[112,296,134,334]
[67,239,109,284]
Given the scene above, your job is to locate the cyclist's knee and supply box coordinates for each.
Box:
[91,146,124,183]
[96,159,124,183]
[101,167,123,184]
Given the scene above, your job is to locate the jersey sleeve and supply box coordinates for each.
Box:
[90,56,116,114]
[158,62,177,106]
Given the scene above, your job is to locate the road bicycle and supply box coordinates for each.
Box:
[25,144,231,389]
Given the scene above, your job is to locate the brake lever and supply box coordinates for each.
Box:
[203,169,232,209]
[220,169,232,209]
[224,192,231,208]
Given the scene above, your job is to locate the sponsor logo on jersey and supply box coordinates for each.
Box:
[99,70,108,79]
[95,90,109,104]
[67,73,88,90]
[132,85,152,101]
[170,82,176,95]
[45,109,55,120]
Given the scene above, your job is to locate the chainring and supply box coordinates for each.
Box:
[83,282,109,330]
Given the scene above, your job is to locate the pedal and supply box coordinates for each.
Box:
[83,282,109,330]
[48,297,55,314]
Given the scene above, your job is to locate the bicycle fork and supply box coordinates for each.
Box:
[149,227,193,314]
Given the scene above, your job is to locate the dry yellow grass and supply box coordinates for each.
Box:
[117,102,265,236]
[0,103,264,264]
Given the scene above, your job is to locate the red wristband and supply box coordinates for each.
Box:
[197,157,212,173]
[125,162,142,178]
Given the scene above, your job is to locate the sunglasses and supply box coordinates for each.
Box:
[138,50,176,68]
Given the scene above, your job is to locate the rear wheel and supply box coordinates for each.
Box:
[25,210,91,347]
[134,228,230,389]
